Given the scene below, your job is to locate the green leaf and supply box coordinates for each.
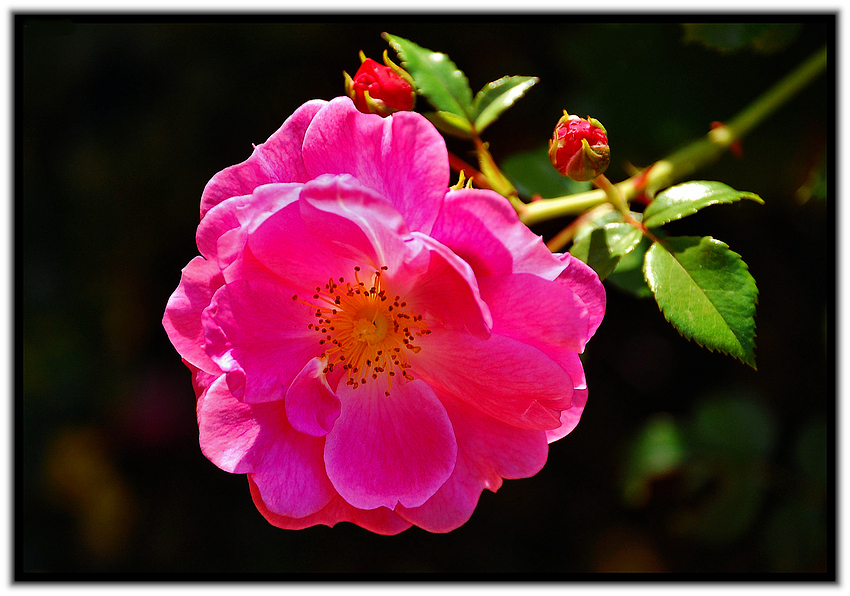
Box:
[642,181,763,229]
[570,223,643,281]
[424,111,474,139]
[471,75,538,134]
[501,146,591,199]
[643,236,758,368]
[383,33,474,121]
[607,236,653,299]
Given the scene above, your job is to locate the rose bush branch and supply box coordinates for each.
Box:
[518,44,827,227]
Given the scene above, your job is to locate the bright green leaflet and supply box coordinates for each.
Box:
[570,223,642,281]
[383,33,474,121]
[471,75,538,133]
[643,236,758,368]
[642,181,763,229]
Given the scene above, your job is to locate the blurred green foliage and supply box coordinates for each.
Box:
[682,23,802,54]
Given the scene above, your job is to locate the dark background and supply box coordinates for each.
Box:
[19,16,833,575]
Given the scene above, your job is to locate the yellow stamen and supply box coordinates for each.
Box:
[293,266,430,396]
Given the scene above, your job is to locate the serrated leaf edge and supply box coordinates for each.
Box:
[643,237,758,369]
[383,33,474,122]
[643,181,764,229]
[471,75,539,132]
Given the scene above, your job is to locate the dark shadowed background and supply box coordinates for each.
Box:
[19,16,833,575]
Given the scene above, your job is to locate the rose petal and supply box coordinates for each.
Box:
[411,329,573,430]
[542,350,588,443]
[298,174,420,274]
[405,232,492,340]
[197,183,302,269]
[396,394,548,532]
[301,97,448,234]
[198,376,335,518]
[188,362,221,401]
[197,375,269,473]
[324,379,457,510]
[248,427,336,520]
[247,198,357,294]
[200,99,327,218]
[430,189,564,279]
[163,256,225,375]
[478,272,590,353]
[285,357,341,437]
[555,253,606,340]
[248,479,412,535]
[203,280,320,403]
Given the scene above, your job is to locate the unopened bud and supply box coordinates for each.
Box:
[344,50,416,117]
[548,111,610,181]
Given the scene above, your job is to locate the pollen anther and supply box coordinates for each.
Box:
[292,266,427,396]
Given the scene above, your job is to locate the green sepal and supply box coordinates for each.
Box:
[570,222,643,281]
[470,75,538,134]
[642,181,763,229]
[643,236,758,369]
[381,49,415,86]
[586,115,607,135]
[383,33,474,122]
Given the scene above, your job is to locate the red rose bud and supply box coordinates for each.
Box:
[548,111,610,181]
[344,50,415,117]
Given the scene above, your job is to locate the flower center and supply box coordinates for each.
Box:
[293,266,429,396]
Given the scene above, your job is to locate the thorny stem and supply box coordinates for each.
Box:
[594,174,661,244]
[517,45,828,228]
[546,203,613,252]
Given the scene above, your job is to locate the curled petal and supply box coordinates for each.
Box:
[478,273,590,353]
[543,351,588,443]
[431,189,564,279]
[405,232,492,340]
[197,375,269,474]
[197,183,302,269]
[298,175,421,274]
[301,97,448,234]
[200,99,327,218]
[324,379,457,510]
[199,376,335,518]
[163,257,225,375]
[249,479,412,535]
[285,357,341,437]
[247,199,356,294]
[411,329,573,430]
[555,253,606,340]
[397,394,548,533]
[248,428,336,520]
[203,280,320,403]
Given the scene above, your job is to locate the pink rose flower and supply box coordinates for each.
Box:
[163,97,605,534]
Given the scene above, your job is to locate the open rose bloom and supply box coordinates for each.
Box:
[163,97,605,534]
